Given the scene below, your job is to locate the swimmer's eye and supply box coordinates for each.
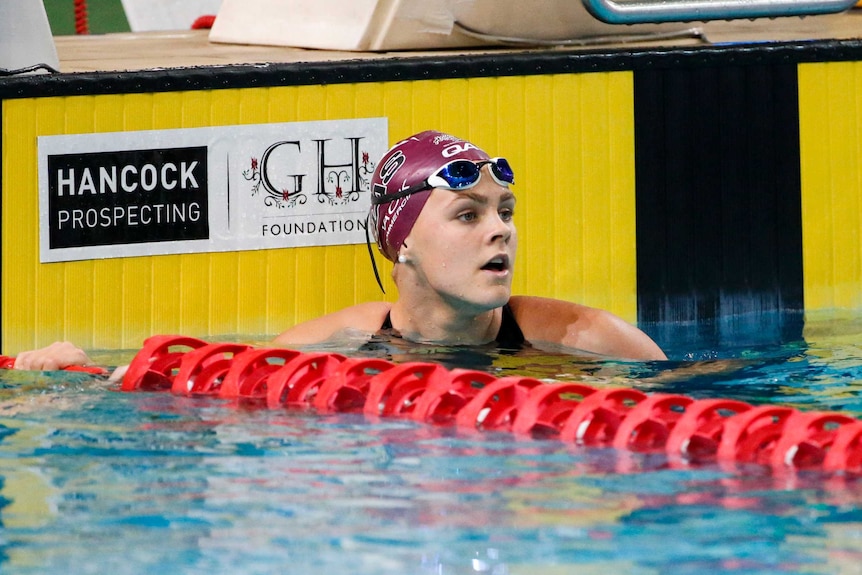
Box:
[499,208,514,222]
[458,211,478,222]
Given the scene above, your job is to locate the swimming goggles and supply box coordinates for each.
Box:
[371,157,514,205]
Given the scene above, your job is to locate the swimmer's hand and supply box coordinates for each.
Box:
[107,364,129,383]
[13,341,92,371]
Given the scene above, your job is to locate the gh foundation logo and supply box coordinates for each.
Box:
[244,137,376,209]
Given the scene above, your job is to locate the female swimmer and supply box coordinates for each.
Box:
[272,130,665,360]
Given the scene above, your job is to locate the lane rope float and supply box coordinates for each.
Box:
[113,335,862,474]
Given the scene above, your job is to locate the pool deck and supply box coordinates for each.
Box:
[54,9,862,74]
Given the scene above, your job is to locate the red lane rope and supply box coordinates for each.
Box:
[116,335,862,474]
[191,15,217,29]
[74,0,90,35]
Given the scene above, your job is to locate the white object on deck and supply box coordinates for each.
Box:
[208,0,699,52]
[0,0,59,73]
[121,0,224,32]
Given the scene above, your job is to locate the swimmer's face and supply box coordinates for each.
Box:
[399,167,516,312]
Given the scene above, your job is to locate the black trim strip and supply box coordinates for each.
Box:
[634,63,804,350]
[2,38,862,100]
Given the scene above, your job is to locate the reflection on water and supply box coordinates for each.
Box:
[0,311,860,573]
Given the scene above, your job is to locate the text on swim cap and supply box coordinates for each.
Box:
[441,142,479,158]
[379,150,405,185]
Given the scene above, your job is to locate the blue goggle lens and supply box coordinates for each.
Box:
[438,161,481,188]
[435,158,514,189]
[488,158,514,186]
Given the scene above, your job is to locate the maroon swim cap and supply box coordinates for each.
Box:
[370,130,491,262]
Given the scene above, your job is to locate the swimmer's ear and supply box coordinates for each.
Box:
[397,241,410,265]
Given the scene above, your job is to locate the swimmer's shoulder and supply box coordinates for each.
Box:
[508,295,666,361]
[507,295,596,340]
[273,301,392,346]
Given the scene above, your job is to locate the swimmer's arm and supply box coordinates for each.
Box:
[272,302,391,346]
[10,303,390,370]
[12,341,92,371]
[13,341,127,380]
[509,296,667,361]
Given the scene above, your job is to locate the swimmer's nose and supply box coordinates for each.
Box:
[489,213,513,244]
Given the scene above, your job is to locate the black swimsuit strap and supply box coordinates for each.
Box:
[379,304,526,348]
[496,303,527,349]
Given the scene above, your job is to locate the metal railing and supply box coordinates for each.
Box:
[582,0,859,24]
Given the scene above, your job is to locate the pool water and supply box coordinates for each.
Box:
[1,311,862,574]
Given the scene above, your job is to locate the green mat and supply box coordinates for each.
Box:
[44,0,130,36]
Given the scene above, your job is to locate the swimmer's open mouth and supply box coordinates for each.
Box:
[481,255,509,272]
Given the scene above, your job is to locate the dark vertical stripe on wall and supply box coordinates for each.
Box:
[634,64,804,353]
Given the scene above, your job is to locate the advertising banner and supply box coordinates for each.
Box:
[38,117,388,263]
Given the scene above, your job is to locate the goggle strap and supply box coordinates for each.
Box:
[371,183,429,206]
[364,213,386,294]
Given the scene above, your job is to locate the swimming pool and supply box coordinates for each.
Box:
[1,311,861,574]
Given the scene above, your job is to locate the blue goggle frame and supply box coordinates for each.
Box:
[371,157,514,205]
